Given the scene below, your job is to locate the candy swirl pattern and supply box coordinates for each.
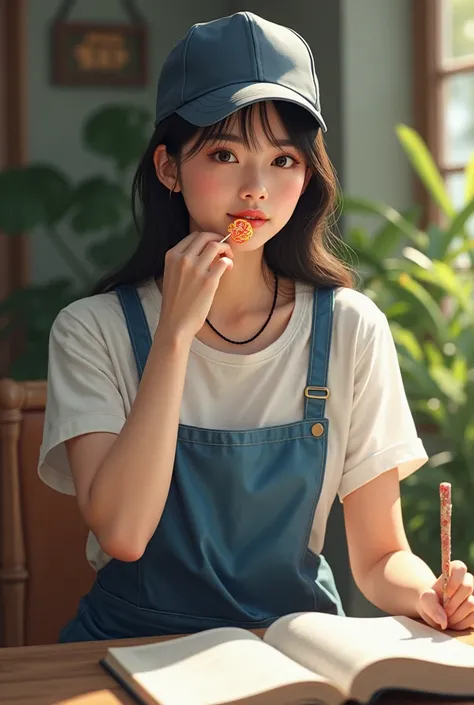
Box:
[228,218,254,243]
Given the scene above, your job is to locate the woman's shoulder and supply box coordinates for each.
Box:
[332,286,390,353]
[299,283,387,341]
[333,286,385,325]
[51,279,158,340]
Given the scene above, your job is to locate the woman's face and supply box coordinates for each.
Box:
[174,102,310,251]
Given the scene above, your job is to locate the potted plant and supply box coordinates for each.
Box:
[342,126,474,573]
[0,104,152,379]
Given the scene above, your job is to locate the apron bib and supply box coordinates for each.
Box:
[59,285,344,642]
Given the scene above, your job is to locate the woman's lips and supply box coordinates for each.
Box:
[227,215,268,229]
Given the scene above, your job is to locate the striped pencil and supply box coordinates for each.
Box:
[439,482,452,608]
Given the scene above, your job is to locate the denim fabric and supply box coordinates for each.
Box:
[59,285,343,642]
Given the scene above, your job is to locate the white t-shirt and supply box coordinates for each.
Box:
[38,279,428,571]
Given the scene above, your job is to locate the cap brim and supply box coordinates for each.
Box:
[175,82,327,132]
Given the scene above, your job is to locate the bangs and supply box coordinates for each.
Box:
[182,100,320,165]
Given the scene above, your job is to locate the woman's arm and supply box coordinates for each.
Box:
[343,468,474,630]
[66,231,233,562]
[343,467,436,616]
[68,328,191,562]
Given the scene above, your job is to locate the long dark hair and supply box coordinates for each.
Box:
[94,100,354,294]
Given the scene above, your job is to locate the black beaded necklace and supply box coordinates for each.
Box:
[205,274,279,345]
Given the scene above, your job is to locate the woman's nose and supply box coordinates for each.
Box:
[238,179,268,201]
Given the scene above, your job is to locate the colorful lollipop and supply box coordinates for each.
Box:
[227,218,254,243]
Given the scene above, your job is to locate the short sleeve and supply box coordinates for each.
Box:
[38,309,126,495]
[338,311,428,501]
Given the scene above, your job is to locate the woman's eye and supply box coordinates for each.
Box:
[273,155,296,168]
[211,150,237,163]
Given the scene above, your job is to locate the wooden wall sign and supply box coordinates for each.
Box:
[51,0,147,87]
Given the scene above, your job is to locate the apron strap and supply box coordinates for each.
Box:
[304,288,334,419]
[115,283,334,410]
[116,285,152,380]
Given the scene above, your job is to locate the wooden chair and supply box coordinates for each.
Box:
[0,379,95,646]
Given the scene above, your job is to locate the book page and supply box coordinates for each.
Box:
[264,612,474,694]
[107,626,342,705]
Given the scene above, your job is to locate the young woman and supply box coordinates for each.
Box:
[39,11,474,642]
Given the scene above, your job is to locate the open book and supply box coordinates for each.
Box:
[101,612,474,705]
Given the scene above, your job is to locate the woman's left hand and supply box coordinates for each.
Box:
[416,560,474,631]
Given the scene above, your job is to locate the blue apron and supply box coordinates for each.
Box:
[58,284,344,642]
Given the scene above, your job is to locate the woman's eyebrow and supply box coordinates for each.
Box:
[210,132,295,148]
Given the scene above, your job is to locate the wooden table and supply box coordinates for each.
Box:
[1,629,474,705]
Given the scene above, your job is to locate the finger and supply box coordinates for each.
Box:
[447,610,474,631]
[198,241,234,271]
[448,595,474,628]
[446,573,474,618]
[434,561,468,601]
[184,231,228,258]
[207,256,233,280]
[418,609,445,631]
[418,589,448,630]
[446,561,468,602]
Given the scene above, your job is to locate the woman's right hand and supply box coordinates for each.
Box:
[158,231,234,343]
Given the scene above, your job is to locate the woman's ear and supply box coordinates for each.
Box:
[153,145,181,193]
[301,168,312,195]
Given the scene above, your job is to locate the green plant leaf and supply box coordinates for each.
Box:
[86,226,137,270]
[397,353,444,401]
[71,177,128,234]
[351,248,388,276]
[385,301,411,319]
[0,169,41,233]
[450,237,474,261]
[411,260,473,312]
[83,105,152,172]
[447,196,474,238]
[391,324,423,361]
[1,279,81,379]
[401,247,432,271]
[391,272,450,343]
[395,124,455,218]
[344,227,370,250]
[424,224,452,261]
[28,165,73,224]
[424,341,444,368]
[428,365,465,405]
[371,204,422,259]
[451,356,467,384]
[344,130,474,574]
[455,326,474,367]
[413,398,445,425]
[2,278,78,322]
[0,165,72,233]
[342,196,428,249]
[0,287,30,318]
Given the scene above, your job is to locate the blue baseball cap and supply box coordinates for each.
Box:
[155,11,327,132]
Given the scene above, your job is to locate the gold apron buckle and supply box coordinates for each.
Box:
[304,386,330,400]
